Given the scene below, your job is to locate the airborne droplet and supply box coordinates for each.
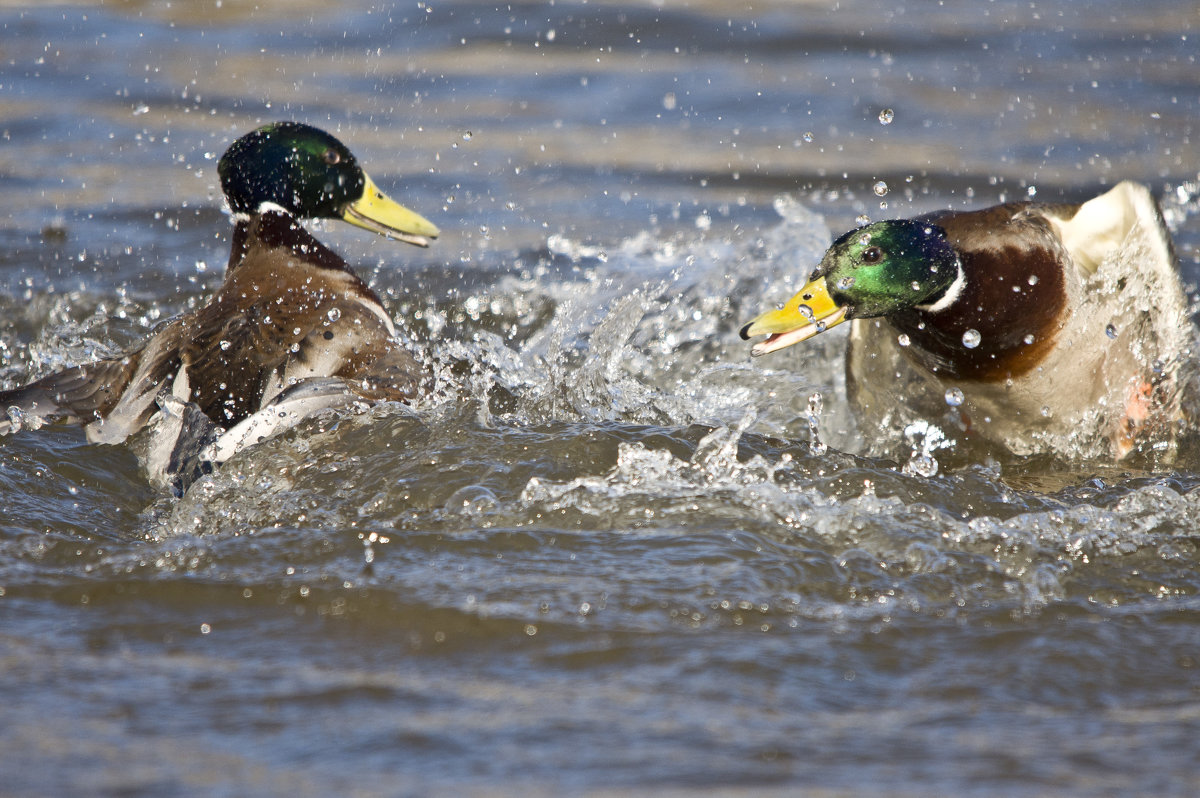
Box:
[878,108,895,125]
[326,308,342,323]
[962,329,981,349]
[945,387,965,407]
[897,333,911,347]
[1105,323,1118,339]
[873,180,889,197]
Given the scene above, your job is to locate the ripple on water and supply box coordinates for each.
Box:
[2,173,1200,797]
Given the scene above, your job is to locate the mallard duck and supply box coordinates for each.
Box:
[740,181,1194,461]
[0,121,440,490]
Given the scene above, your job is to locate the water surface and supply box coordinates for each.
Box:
[2,2,1199,796]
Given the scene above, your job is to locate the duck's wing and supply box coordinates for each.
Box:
[0,319,190,444]
[1036,181,1172,276]
[141,376,360,496]
[204,377,359,465]
[131,365,222,496]
[0,357,137,434]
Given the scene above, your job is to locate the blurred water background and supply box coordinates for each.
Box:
[1,1,1199,795]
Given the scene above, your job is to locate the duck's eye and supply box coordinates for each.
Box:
[323,148,341,165]
[861,246,883,263]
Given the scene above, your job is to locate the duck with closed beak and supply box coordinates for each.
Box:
[0,121,440,491]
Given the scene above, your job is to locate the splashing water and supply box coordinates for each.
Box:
[805,392,828,456]
[1,4,1199,795]
[901,420,955,477]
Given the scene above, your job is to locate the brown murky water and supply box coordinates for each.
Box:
[1,2,1199,795]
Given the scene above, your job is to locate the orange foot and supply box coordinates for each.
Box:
[1115,379,1155,458]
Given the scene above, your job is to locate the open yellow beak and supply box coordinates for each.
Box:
[343,172,440,247]
[739,275,849,357]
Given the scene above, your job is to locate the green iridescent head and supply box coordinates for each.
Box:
[741,219,960,356]
[217,121,440,247]
[819,220,960,316]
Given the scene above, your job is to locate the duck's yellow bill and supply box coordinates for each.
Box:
[739,275,848,357]
[343,172,440,247]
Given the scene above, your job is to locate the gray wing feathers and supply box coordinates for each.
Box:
[0,358,136,434]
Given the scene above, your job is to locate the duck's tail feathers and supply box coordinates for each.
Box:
[0,358,136,435]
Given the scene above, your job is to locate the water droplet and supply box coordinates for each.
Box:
[806,392,827,456]
[858,232,872,245]
[911,281,921,291]
[837,276,856,290]
[462,131,473,141]
[897,333,911,347]
[961,329,981,349]
[796,304,816,324]
[326,308,342,323]
[1027,274,1039,286]
[945,387,965,407]
[1040,405,1052,417]
[855,214,870,227]
[878,108,895,125]
[1105,323,1117,339]
[802,131,814,143]
[905,453,939,478]
[219,340,231,351]
[873,180,889,197]
[446,485,499,515]
[6,406,26,432]
[1023,334,1035,345]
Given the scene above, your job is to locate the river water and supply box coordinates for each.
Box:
[2,2,1199,796]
